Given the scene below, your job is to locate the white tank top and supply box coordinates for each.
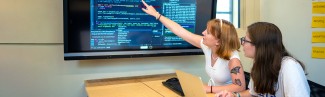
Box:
[200,39,240,86]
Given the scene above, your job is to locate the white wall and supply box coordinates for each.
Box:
[260,0,325,85]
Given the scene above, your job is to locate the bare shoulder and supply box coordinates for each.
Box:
[229,58,241,67]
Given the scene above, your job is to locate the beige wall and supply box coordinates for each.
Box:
[0,44,205,97]
[0,0,207,97]
[260,0,325,85]
[2,0,322,97]
[237,0,260,72]
[0,0,62,43]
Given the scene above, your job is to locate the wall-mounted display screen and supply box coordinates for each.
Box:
[64,0,215,60]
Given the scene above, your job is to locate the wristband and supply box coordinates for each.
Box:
[157,14,162,20]
[210,86,213,93]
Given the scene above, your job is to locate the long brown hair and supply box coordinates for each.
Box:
[248,22,306,94]
[207,19,240,60]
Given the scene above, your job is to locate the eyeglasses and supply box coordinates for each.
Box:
[240,37,254,45]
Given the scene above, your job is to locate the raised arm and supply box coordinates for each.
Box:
[141,0,202,48]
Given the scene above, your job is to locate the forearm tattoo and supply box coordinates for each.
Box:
[234,79,242,86]
[230,66,241,74]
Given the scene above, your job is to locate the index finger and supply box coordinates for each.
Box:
[142,0,149,7]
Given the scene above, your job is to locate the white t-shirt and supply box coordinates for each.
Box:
[200,39,240,86]
[248,56,310,97]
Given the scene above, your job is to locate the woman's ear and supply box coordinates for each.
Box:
[215,39,220,46]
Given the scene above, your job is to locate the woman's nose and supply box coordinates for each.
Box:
[202,30,206,35]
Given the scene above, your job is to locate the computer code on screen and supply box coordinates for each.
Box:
[90,0,196,50]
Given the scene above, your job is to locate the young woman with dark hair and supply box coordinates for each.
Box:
[216,22,310,97]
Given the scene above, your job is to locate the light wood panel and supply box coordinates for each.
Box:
[143,80,182,97]
[85,73,216,97]
[86,82,163,97]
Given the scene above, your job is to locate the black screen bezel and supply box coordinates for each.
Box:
[64,0,216,60]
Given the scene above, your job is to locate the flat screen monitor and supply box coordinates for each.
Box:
[64,0,215,60]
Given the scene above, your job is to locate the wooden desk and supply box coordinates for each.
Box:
[85,73,215,97]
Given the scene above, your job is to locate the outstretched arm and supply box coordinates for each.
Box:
[141,0,202,48]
